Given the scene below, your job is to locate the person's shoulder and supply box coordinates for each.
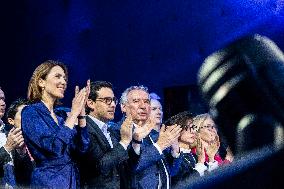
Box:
[22,103,39,115]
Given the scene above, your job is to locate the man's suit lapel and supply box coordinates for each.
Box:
[145,133,169,189]
[149,130,159,143]
[148,132,170,189]
[109,131,118,145]
[86,116,111,149]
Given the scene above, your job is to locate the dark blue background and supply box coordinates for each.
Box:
[1,0,284,120]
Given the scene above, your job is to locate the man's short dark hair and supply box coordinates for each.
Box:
[164,111,194,131]
[86,81,113,114]
[6,98,28,119]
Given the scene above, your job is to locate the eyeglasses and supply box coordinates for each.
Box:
[96,97,118,105]
[184,124,198,132]
[200,124,216,130]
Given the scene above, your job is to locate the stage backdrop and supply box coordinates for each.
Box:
[1,0,284,121]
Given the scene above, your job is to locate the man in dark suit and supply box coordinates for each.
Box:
[119,85,182,189]
[77,81,133,188]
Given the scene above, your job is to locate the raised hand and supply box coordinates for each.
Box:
[120,113,133,146]
[65,81,89,129]
[196,134,206,163]
[4,128,25,152]
[156,124,182,151]
[85,79,91,101]
[225,146,234,162]
[206,135,220,162]
[71,86,87,117]
[145,117,158,133]
[133,117,155,142]
[171,137,180,156]
[79,79,90,116]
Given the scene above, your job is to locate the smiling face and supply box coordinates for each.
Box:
[0,88,6,119]
[88,87,116,122]
[39,65,67,102]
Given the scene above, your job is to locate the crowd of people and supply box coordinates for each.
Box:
[0,60,233,189]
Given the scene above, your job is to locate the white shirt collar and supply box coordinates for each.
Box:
[180,147,192,154]
[0,119,5,132]
[88,115,107,131]
[133,123,139,128]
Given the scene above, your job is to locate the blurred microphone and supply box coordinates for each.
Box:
[198,34,284,154]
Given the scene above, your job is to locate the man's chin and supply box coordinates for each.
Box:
[107,116,114,121]
[138,115,148,121]
[106,112,114,118]
[58,94,64,99]
[133,119,147,126]
[155,120,162,125]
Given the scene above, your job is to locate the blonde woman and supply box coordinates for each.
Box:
[192,113,232,166]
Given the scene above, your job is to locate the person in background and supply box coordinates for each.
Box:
[6,98,35,188]
[164,111,211,186]
[77,81,133,188]
[0,87,6,130]
[120,85,181,189]
[0,88,26,188]
[166,112,225,187]
[192,113,228,166]
[149,92,163,133]
[21,60,90,189]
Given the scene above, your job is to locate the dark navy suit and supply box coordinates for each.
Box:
[76,116,129,188]
[131,130,170,189]
[170,152,199,187]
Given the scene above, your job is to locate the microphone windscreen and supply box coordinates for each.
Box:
[198,34,284,154]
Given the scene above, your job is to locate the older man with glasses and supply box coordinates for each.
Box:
[75,81,133,189]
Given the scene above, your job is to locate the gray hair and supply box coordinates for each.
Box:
[120,85,149,105]
[149,92,161,100]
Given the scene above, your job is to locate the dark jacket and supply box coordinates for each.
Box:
[76,116,129,189]
[130,130,171,189]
